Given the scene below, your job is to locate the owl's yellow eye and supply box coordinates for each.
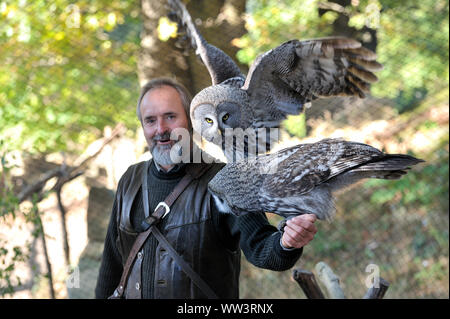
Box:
[205,117,213,124]
[222,113,229,122]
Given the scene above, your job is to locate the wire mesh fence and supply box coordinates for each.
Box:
[0,0,448,299]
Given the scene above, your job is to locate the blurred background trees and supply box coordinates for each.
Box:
[0,0,448,298]
[1,0,447,154]
[0,0,141,154]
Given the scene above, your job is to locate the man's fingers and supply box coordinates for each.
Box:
[281,214,319,249]
[301,214,317,223]
[284,224,315,242]
[298,214,317,223]
[282,230,305,249]
[287,217,318,234]
[287,220,318,234]
[282,231,296,248]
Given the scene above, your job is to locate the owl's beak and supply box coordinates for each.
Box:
[207,129,222,143]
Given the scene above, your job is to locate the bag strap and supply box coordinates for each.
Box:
[110,162,212,299]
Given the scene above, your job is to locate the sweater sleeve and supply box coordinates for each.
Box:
[94,191,124,299]
[211,199,303,271]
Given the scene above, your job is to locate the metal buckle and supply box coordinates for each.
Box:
[154,202,170,219]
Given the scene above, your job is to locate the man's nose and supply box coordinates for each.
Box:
[156,118,168,135]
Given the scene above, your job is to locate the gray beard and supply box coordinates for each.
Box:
[151,144,174,167]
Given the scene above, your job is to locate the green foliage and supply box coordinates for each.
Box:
[283,113,306,138]
[0,142,19,220]
[0,142,47,296]
[372,0,449,112]
[0,143,24,296]
[414,258,448,283]
[236,0,335,65]
[309,231,349,254]
[0,0,141,154]
[344,0,449,112]
[364,148,449,210]
[0,241,26,296]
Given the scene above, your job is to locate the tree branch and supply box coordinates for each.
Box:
[56,186,70,267]
[17,123,125,204]
[315,261,346,299]
[292,268,326,299]
[363,278,390,299]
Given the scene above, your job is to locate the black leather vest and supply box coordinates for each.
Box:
[115,161,241,299]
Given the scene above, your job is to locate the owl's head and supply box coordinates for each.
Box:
[190,84,248,144]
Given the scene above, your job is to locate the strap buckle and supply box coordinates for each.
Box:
[155,201,170,219]
[141,202,171,231]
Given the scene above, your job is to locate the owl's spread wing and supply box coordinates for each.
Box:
[168,0,243,85]
[261,139,384,198]
[241,38,383,127]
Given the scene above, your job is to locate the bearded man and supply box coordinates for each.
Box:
[95,78,317,299]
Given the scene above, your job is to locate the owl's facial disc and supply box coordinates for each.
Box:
[217,102,241,129]
[192,103,221,143]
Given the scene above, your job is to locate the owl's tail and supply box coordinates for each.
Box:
[352,154,425,179]
[329,154,424,192]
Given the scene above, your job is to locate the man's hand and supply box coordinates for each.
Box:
[281,214,318,249]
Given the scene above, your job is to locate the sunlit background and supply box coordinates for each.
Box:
[0,0,448,298]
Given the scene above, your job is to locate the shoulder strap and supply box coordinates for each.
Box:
[110,162,213,299]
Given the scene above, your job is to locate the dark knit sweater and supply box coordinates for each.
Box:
[95,161,303,299]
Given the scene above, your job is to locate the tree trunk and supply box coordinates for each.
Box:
[138,0,191,90]
[138,0,247,95]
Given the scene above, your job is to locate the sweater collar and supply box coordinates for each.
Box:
[149,160,186,180]
[153,160,185,173]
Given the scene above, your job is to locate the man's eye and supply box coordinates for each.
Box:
[205,118,213,124]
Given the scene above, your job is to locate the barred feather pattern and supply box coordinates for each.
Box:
[208,138,424,220]
[243,38,383,127]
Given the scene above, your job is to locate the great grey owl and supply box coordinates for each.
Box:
[208,138,424,220]
[168,0,383,162]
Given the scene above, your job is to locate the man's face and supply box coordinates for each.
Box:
[139,85,190,169]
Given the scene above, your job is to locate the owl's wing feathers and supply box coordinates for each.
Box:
[241,38,383,127]
[261,139,385,198]
[168,0,243,85]
[209,138,423,220]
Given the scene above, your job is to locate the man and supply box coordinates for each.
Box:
[95,78,317,299]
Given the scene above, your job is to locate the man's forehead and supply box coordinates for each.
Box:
[143,85,180,101]
[141,86,184,114]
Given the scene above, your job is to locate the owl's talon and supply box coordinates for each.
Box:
[277,219,287,232]
[277,215,296,232]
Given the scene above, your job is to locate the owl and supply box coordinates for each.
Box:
[208,138,424,220]
[168,0,383,162]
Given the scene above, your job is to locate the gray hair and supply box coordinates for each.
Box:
[136,78,192,130]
